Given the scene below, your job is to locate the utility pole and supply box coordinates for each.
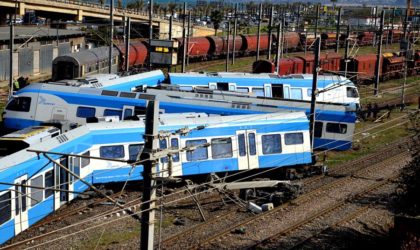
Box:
[267,5,274,60]
[373,6,378,47]
[403,8,409,43]
[9,13,14,97]
[168,14,173,73]
[256,2,262,61]
[335,7,341,53]
[140,99,159,250]
[275,21,282,74]
[374,10,385,96]
[186,11,191,66]
[148,0,153,70]
[108,0,114,74]
[181,2,187,73]
[226,19,230,72]
[314,4,320,39]
[280,13,285,59]
[390,7,395,44]
[125,17,131,72]
[296,5,301,32]
[309,37,321,153]
[232,3,238,65]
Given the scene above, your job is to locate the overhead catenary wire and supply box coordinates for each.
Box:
[2,110,414,247]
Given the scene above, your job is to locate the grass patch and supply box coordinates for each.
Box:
[325,106,415,168]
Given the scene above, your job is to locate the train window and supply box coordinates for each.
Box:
[237,87,249,93]
[76,107,96,118]
[217,82,229,91]
[0,191,11,225]
[45,170,54,198]
[160,139,168,163]
[291,88,303,100]
[104,109,122,119]
[326,123,347,134]
[252,88,264,97]
[72,157,80,182]
[285,133,304,145]
[170,138,180,162]
[120,92,137,98]
[129,144,144,162]
[262,134,282,154]
[186,139,208,161]
[248,133,257,156]
[238,134,246,156]
[123,109,133,119]
[179,86,193,91]
[346,87,359,98]
[30,175,43,207]
[314,122,323,138]
[100,145,125,159]
[21,180,27,212]
[81,151,90,168]
[101,90,119,96]
[272,84,284,98]
[5,97,31,112]
[211,138,233,159]
[307,89,312,97]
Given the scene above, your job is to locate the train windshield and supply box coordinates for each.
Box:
[0,140,29,157]
[346,87,359,98]
[5,97,31,112]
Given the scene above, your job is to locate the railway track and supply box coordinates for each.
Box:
[185,151,409,249]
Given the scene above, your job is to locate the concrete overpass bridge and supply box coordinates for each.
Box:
[0,0,214,38]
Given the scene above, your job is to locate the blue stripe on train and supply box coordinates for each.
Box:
[314,138,352,151]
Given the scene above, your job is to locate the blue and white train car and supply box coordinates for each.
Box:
[49,70,165,92]
[169,72,360,108]
[0,112,311,245]
[2,83,355,150]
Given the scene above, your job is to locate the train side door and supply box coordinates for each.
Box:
[54,157,69,210]
[14,175,29,235]
[68,156,80,201]
[236,130,259,170]
[158,136,182,178]
[209,82,217,89]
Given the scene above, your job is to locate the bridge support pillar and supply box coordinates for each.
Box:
[18,2,25,16]
[76,9,83,22]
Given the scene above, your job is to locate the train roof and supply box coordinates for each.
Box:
[0,112,307,172]
[169,72,356,88]
[48,70,165,89]
[0,126,59,143]
[52,47,119,66]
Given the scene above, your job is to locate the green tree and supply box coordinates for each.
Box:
[210,9,224,35]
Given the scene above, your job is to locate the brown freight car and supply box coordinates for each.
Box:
[342,54,378,84]
[296,53,341,74]
[175,37,211,61]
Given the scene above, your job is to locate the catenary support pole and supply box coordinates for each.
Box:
[296,5,301,32]
[232,3,238,65]
[108,0,114,73]
[390,7,395,44]
[373,6,377,47]
[275,21,282,74]
[344,25,350,77]
[256,2,262,61]
[226,19,230,72]
[148,0,153,70]
[267,5,274,60]
[181,2,187,73]
[335,7,341,53]
[374,10,385,96]
[125,17,131,72]
[314,4,319,39]
[140,99,159,250]
[309,37,321,154]
[169,14,173,40]
[9,14,14,97]
[186,11,191,66]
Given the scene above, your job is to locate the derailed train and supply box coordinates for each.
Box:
[0,112,311,244]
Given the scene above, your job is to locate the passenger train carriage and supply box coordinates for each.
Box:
[50,70,165,92]
[168,72,360,108]
[0,112,311,245]
[2,83,356,150]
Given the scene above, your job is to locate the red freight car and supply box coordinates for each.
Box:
[242,34,272,54]
[408,51,420,76]
[382,54,405,80]
[277,57,305,75]
[281,32,301,50]
[175,37,211,60]
[321,33,338,49]
[296,52,341,74]
[343,54,378,84]
[117,42,148,69]
[358,32,375,46]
